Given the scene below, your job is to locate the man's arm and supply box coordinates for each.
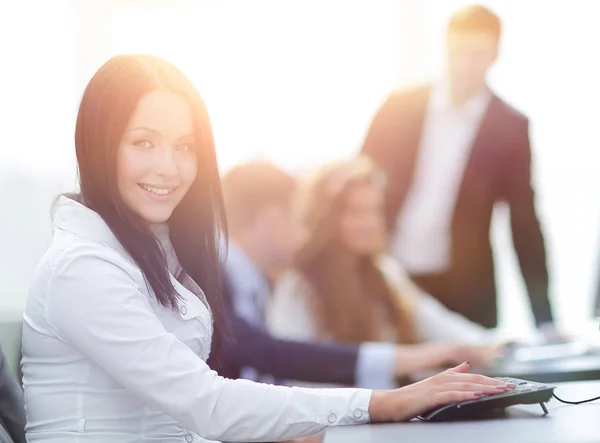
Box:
[0,345,25,443]
[502,118,553,326]
[218,312,359,385]
[217,312,400,389]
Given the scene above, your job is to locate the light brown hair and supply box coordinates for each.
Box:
[295,157,416,344]
[447,5,502,43]
[222,161,296,230]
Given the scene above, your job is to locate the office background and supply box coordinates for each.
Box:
[1,0,599,336]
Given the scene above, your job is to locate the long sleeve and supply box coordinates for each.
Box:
[44,245,371,443]
[501,119,553,326]
[378,256,490,344]
[218,312,359,386]
[0,345,25,443]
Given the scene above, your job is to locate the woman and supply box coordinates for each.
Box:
[21,55,511,442]
[269,157,502,376]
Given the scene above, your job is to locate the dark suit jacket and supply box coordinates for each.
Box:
[209,275,360,386]
[0,345,25,443]
[361,85,552,328]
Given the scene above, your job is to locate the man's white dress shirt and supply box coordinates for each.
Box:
[391,83,492,273]
[21,197,371,443]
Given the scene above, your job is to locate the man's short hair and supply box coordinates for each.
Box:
[222,161,296,229]
[447,4,502,43]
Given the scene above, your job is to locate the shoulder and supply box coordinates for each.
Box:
[274,271,312,299]
[490,93,529,128]
[375,255,421,304]
[27,232,150,336]
[61,235,137,275]
[38,232,143,297]
[376,254,408,281]
[380,83,431,109]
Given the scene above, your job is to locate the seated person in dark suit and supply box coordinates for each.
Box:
[0,344,25,443]
[209,161,496,388]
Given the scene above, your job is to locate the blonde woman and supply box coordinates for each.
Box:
[269,157,502,381]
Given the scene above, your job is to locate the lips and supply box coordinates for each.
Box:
[138,184,177,197]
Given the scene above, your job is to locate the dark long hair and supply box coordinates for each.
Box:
[74,54,229,361]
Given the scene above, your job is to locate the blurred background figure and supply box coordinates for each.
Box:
[218,161,496,390]
[361,5,553,331]
[268,157,501,380]
[216,162,372,387]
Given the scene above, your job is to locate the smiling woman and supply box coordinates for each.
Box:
[116,90,198,224]
[73,54,226,315]
[20,53,509,443]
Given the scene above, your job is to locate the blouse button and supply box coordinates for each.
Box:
[327,413,337,424]
[180,305,188,316]
[185,434,193,442]
[353,409,363,419]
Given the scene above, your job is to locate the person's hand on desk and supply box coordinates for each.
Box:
[537,322,571,345]
[448,343,506,367]
[393,342,505,376]
[369,361,515,422]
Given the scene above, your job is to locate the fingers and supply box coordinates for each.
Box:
[440,362,509,388]
[447,382,514,393]
[447,361,471,373]
[434,390,490,404]
[448,373,505,386]
[433,383,514,405]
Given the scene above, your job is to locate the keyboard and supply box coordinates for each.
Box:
[416,377,555,422]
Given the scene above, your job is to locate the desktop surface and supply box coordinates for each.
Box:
[324,380,600,443]
[483,352,600,383]
[412,352,600,387]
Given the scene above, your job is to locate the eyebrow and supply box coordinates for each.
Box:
[128,127,195,140]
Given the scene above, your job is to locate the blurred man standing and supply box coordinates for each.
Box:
[362,5,553,330]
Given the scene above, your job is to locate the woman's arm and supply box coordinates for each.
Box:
[379,256,490,343]
[45,245,371,442]
[267,271,494,382]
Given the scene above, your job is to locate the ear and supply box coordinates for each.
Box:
[253,203,280,231]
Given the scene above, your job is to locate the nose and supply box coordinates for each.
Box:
[154,146,178,177]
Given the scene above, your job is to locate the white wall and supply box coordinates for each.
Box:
[0,0,79,313]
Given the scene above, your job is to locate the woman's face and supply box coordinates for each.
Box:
[116,89,198,224]
[337,181,386,255]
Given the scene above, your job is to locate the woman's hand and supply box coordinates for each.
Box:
[393,342,504,376]
[370,362,514,422]
[447,343,506,367]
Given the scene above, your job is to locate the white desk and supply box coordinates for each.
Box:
[324,381,600,443]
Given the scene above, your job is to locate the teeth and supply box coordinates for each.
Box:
[140,184,173,196]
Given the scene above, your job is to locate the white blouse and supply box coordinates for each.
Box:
[21,197,371,443]
[268,256,490,346]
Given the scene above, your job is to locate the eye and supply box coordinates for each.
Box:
[132,139,153,150]
[175,142,193,152]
